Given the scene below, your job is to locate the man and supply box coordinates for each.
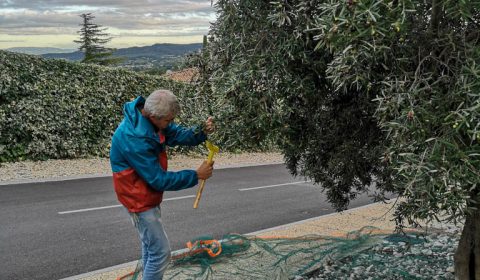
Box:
[109,89,214,280]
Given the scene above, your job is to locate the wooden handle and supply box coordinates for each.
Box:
[193,179,206,209]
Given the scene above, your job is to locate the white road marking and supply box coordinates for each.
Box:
[238,180,312,191]
[59,205,121,214]
[59,180,313,214]
[58,195,196,214]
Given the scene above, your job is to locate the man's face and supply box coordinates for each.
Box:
[150,112,175,130]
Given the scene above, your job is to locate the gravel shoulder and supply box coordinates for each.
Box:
[0,152,284,183]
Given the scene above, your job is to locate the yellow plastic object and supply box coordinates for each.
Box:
[193,141,219,209]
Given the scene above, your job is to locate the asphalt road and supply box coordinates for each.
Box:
[0,164,376,280]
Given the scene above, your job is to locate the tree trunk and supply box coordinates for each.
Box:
[429,0,442,35]
[454,207,480,279]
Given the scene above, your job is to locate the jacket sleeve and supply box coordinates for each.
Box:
[121,135,198,191]
[164,123,207,147]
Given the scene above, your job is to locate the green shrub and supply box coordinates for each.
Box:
[0,51,209,162]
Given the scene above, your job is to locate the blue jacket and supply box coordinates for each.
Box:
[110,96,207,212]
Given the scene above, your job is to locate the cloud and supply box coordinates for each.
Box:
[1,1,214,14]
[0,1,215,38]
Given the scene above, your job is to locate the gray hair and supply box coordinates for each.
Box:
[144,89,180,118]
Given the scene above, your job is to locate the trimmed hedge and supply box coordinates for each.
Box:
[0,51,209,162]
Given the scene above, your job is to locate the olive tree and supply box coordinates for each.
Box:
[193,0,480,277]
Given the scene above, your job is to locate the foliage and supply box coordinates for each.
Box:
[193,0,480,224]
[138,67,169,76]
[370,2,480,226]
[189,0,390,210]
[74,13,121,66]
[0,51,209,162]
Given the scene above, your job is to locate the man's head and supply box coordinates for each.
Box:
[143,89,180,130]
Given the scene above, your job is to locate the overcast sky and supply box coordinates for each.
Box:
[0,0,216,49]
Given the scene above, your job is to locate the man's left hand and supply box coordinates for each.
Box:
[203,116,215,134]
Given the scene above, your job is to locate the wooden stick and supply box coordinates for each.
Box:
[193,180,206,209]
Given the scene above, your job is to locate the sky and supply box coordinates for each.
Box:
[0,0,216,50]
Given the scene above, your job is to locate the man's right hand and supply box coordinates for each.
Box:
[196,160,213,180]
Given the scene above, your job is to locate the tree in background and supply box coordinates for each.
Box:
[74,13,121,65]
[191,0,479,277]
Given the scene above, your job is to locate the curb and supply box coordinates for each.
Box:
[59,261,138,280]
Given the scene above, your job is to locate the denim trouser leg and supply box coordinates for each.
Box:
[130,206,171,280]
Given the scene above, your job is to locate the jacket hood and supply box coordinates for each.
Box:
[122,96,158,139]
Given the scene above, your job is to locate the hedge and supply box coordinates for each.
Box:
[0,50,209,162]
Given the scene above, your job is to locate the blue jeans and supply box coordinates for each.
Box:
[129,206,171,280]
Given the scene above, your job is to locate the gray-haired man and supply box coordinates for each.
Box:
[110,89,214,279]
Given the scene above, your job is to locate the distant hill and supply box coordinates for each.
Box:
[5,47,77,55]
[39,43,203,70]
[42,43,203,61]
[42,51,84,61]
[114,43,203,59]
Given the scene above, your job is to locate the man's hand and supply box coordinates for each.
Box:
[196,160,214,180]
[203,116,215,134]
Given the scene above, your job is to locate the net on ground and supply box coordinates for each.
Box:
[118,226,455,280]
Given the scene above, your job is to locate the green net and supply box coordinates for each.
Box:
[118,226,457,280]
